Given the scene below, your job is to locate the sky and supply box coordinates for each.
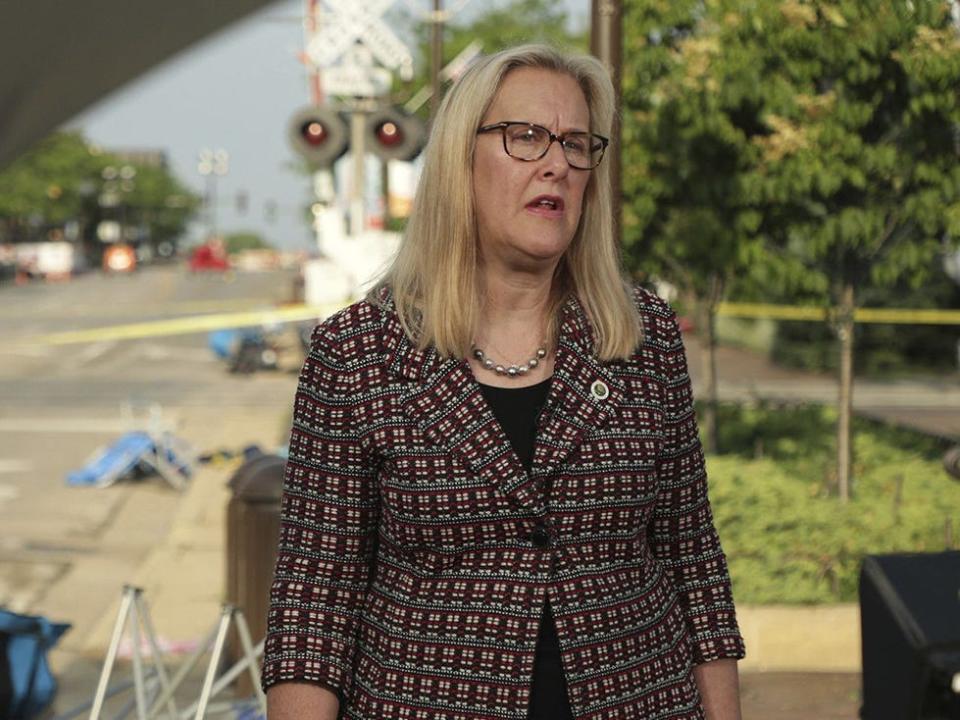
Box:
[67,0,590,252]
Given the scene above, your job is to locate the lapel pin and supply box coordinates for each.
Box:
[590,380,609,400]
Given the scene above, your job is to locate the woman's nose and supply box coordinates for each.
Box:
[539,140,569,177]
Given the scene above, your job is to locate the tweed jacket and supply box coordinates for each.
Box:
[262,286,745,720]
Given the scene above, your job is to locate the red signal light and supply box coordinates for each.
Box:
[366,110,425,161]
[375,121,403,147]
[302,120,328,146]
[289,106,348,167]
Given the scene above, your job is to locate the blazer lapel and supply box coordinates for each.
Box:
[381,301,546,517]
[531,295,625,485]
[380,292,624,517]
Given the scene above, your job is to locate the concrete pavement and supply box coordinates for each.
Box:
[37,404,292,718]
[685,336,960,439]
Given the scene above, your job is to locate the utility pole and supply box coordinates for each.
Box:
[350,100,370,236]
[590,0,622,239]
[303,0,338,248]
[430,0,444,120]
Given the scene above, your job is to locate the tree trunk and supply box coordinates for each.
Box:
[694,278,722,455]
[836,282,855,502]
[699,306,719,453]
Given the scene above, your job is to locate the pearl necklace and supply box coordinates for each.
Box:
[471,343,547,378]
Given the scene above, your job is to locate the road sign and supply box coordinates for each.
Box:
[198,148,229,176]
[306,0,413,80]
[324,64,392,98]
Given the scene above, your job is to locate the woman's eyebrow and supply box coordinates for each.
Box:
[528,121,592,134]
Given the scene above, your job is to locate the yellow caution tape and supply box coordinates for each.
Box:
[24,303,347,346]
[0,297,279,319]
[17,299,960,348]
[716,302,829,321]
[718,302,960,325]
[852,307,960,324]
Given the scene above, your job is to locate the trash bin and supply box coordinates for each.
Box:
[225,454,286,696]
[946,446,960,481]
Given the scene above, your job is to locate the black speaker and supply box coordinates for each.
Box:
[860,552,960,719]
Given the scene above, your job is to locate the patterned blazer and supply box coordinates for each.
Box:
[262,287,745,720]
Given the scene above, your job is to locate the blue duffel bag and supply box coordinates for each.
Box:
[0,609,70,720]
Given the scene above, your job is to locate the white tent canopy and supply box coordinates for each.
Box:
[0,0,274,168]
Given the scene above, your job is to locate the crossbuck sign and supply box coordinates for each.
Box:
[306,0,414,81]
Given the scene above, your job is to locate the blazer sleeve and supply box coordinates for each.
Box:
[261,318,380,698]
[650,307,746,665]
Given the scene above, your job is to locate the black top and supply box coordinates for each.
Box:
[478,378,574,720]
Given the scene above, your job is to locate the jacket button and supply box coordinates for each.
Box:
[529,523,550,548]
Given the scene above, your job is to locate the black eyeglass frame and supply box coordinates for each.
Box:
[476,121,609,170]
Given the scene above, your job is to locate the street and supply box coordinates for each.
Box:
[0,265,302,654]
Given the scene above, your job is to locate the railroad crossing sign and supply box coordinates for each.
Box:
[306,0,413,81]
[323,46,393,98]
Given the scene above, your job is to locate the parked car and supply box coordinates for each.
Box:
[188,238,230,272]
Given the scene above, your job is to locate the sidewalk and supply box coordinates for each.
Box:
[685,336,960,439]
[41,404,289,718]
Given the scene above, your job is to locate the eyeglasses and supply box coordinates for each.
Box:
[476,121,609,170]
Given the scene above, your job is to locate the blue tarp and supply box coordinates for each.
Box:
[66,431,192,488]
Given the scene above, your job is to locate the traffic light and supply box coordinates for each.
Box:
[367,109,425,162]
[288,106,348,167]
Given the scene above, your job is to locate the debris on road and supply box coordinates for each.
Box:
[66,431,193,490]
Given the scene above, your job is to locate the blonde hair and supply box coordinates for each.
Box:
[369,43,642,360]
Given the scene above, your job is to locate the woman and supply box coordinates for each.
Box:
[263,44,745,720]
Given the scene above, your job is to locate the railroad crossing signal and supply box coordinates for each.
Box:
[367,109,425,162]
[306,0,413,81]
[288,105,425,167]
[288,106,349,167]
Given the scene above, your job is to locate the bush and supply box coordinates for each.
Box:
[705,403,959,603]
[223,231,272,254]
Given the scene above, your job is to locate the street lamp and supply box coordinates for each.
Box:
[97,164,137,244]
[198,148,229,240]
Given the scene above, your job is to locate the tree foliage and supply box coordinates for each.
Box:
[621,0,960,487]
[0,131,199,248]
[0,132,105,234]
[223,231,272,254]
[623,0,960,292]
[393,0,587,112]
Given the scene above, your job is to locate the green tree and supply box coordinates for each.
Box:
[622,0,960,498]
[0,131,200,262]
[393,0,587,113]
[223,231,272,254]
[119,161,199,248]
[621,0,775,453]
[746,0,960,500]
[0,132,104,242]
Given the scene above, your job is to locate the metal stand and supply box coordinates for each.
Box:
[88,586,178,720]
[74,589,265,720]
[173,605,266,720]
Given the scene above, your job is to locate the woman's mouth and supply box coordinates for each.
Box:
[525,195,565,217]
